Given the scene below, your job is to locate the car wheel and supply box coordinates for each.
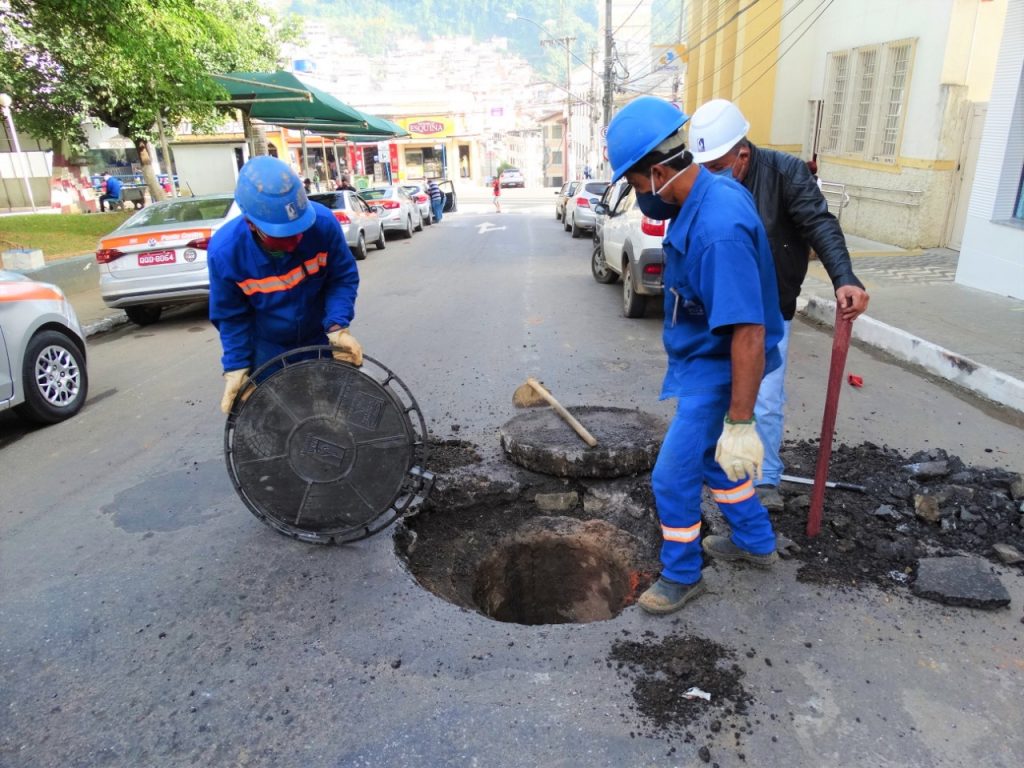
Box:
[564,215,571,232]
[556,208,561,221]
[374,226,386,250]
[570,214,582,239]
[414,212,424,232]
[353,232,367,261]
[125,305,163,325]
[14,330,89,425]
[424,210,432,226]
[591,244,617,284]
[623,263,647,318]
[405,216,414,238]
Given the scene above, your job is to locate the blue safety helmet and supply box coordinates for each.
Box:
[234,155,316,237]
[607,96,690,182]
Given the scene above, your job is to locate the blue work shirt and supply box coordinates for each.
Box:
[208,203,359,372]
[105,176,123,198]
[659,167,783,399]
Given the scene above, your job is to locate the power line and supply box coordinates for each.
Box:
[613,0,646,35]
[737,0,836,97]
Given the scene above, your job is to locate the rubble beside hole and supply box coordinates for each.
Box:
[472,530,635,625]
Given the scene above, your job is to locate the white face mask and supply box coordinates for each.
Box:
[648,148,689,200]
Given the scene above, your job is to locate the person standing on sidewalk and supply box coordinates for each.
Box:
[688,99,870,512]
[605,96,784,616]
[492,176,502,213]
[426,177,444,223]
[209,156,363,415]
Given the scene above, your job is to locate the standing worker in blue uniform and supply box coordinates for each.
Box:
[426,177,444,223]
[605,96,784,615]
[99,172,123,212]
[208,155,363,414]
[688,100,870,512]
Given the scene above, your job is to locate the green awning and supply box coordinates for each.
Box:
[211,71,407,138]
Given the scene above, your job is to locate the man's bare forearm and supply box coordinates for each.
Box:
[728,324,765,421]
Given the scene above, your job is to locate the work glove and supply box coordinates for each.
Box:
[326,328,363,366]
[715,418,764,482]
[220,368,251,415]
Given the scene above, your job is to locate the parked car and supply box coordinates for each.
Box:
[553,180,581,221]
[499,168,525,188]
[0,271,88,424]
[592,178,629,246]
[359,186,423,238]
[435,179,458,214]
[96,193,240,326]
[591,184,668,318]
[309,191,385,260]
[400,183,434,226]
[563,180,610,238]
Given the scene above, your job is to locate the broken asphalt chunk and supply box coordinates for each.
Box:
[912,556,1011,610]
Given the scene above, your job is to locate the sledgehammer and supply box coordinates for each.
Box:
[807,305,854,537]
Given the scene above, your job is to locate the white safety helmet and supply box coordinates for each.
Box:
[688,99,751,164]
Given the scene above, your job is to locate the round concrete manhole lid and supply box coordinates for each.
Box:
[499,406,666,478]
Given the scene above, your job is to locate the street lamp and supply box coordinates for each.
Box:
[0,93,37,212]
[507,14,574,184]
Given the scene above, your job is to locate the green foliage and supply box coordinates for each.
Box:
[0,0,289,149]
[0,211,134,260]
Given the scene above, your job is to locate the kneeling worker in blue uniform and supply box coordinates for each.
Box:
[209,155,363,414]
[605,96,785,614]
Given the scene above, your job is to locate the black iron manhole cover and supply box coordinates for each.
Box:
[499,406,666,478]
[225,348,432,544]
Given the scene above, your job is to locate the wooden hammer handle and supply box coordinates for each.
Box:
[527,378,598,447]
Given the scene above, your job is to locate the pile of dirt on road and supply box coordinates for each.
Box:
[770,441,1024,589]
[426,438,483,474]
[610,631,755,756]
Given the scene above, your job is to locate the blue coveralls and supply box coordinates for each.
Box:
[208,203,360,374]
[652,168,785,585]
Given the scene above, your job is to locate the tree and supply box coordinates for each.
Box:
[0,0,293,200]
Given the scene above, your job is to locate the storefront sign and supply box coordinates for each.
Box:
[397,116,457,138]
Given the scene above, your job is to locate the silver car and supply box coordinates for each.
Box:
[554,180,581,222]
[400,184,434,226]
[360,186,423,238]
[0,271,88,424]
[309,191,386,260]
[96,194,240,325]
[563,181,610,238]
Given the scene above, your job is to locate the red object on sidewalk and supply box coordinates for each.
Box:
[847,374,863,388]
[807,306,854,537]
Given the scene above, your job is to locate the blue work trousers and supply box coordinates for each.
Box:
[651,389,777,585]
[430,199,443,223]
[754,320,791,486]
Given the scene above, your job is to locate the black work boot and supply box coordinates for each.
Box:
[756,484,785,513]
[701,535,778,568]
[637,576,706,615]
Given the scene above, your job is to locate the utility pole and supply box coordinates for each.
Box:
[589,47,597,176]
[603,0,614,129]
[671,0,685,104]
[543,35,576,183]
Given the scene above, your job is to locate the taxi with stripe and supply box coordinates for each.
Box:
[0,270,88,424]
[96,194,240,325]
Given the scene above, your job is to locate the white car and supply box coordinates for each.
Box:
[499,168,525,188]
[96,194,240,325]
[591,183,668,318]
[309,191,386,259]
[0,271,89,424]
[360,186,423,238]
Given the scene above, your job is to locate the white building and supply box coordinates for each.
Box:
[955,0,1024,299]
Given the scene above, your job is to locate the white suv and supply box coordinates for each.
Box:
[499,168,525,188]
[591,182,668,318]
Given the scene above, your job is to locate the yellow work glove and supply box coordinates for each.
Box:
[715,418,764,482]
[326,328,363,366]
[220,368,250,414]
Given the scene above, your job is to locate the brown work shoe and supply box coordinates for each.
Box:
[701,535,778,568]
[638,577,707,615]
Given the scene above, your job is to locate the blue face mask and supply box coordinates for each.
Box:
[708,165,734,177]
[636,192,680,221]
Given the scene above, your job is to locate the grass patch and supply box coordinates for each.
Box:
[0,212,133,261]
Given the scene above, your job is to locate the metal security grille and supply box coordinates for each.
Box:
[823,52,849,154]
[849,48,878,154]
[878,43,912,159]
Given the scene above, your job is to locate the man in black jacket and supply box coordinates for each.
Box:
[689,99,870,511]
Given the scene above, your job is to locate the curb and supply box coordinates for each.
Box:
[797,295,1024,414]
[82,312,129,338]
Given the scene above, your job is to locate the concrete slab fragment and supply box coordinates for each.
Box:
[912,556,1011,609]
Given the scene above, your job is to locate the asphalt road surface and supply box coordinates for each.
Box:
[2,187,1022,767]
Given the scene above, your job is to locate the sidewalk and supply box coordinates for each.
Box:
[799,235,1024,413]
[15,233,1024,414]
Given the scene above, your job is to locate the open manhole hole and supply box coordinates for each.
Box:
[472,517,649,625]
[397,464,663,625]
